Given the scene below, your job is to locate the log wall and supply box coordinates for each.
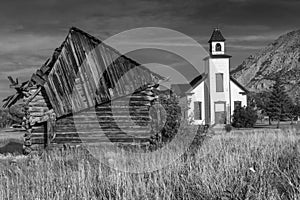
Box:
[23,86,53,153]
[28,87,158,151]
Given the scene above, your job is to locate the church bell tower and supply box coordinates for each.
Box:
[209,28,226,55]
[204,28,231,125]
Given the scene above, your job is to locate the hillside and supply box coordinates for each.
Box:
[231,29,300,100]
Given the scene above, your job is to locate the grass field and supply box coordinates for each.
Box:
[0,128,23,155]
[0,128,299,199]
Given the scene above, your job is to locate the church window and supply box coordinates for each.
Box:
[216,73,224,92]
[216,43,222,51]
[194,101,202,120]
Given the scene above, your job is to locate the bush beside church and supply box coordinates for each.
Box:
[232,106,258,128]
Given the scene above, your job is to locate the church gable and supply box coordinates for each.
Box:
[230,77,248,94]
[171,74,206,97]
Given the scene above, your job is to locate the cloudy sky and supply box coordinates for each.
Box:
[0,0,299,101]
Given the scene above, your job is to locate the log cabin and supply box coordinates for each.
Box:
[3,27,164,154]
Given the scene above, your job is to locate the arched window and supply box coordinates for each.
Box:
[216,43,222,52]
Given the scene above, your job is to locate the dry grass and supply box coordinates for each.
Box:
[0,129,299,200]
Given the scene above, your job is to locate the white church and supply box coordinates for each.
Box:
[172,28,248,126]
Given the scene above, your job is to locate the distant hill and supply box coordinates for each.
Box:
[231,29,300,101]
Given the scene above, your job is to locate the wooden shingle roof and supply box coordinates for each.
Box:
[38,27,164,117]
[208,28,226,43]
[3,27,164,116]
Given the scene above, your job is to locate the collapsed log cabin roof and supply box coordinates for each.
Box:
[3,27,164,118]
[2,77,30,108]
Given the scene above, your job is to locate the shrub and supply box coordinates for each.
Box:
[160,93,182,142]
[9,104,25,122]
[232,106,258,128]
[150,91,182,147]
[225,124,232,132]
[0,109,18,128]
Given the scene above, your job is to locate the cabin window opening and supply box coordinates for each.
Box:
[216,73,224,92]
[194,101,202,120]
[216,43,222,52]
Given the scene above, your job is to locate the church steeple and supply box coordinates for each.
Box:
[209,28,226,55]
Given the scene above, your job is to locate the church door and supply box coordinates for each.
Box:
[215,102,226,124]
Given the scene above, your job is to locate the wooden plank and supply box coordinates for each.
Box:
[24,87,42,105]
[31,74,45,85]
[82,62,97,105]
[54,127,150,133]
[32,137,150,145]
[74,80,88,108]
[78,66,92,108]
[54,125,150,132]
[105,50,121,95]
[29,102,50,107]
[53,63,72,113]
[46,73,64,116]
[94,44,110,101]
[43,83,57,112]
[82,55,100,103]
[28,105,49,112]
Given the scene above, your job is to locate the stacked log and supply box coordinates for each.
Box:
[28,86,159,150]
[22,86,53,154]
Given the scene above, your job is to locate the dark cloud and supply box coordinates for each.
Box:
[0,0,299,101]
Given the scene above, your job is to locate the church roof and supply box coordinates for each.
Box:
[171,84,192,97]
[203,54,232,60]
[208,28,226,43]
[230,76,249,93]
[171,74,248,97]
[171,74,206,97]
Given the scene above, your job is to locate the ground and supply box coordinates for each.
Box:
[0,125,299,199]
[0,128,23,155]
[0,120,299,154]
